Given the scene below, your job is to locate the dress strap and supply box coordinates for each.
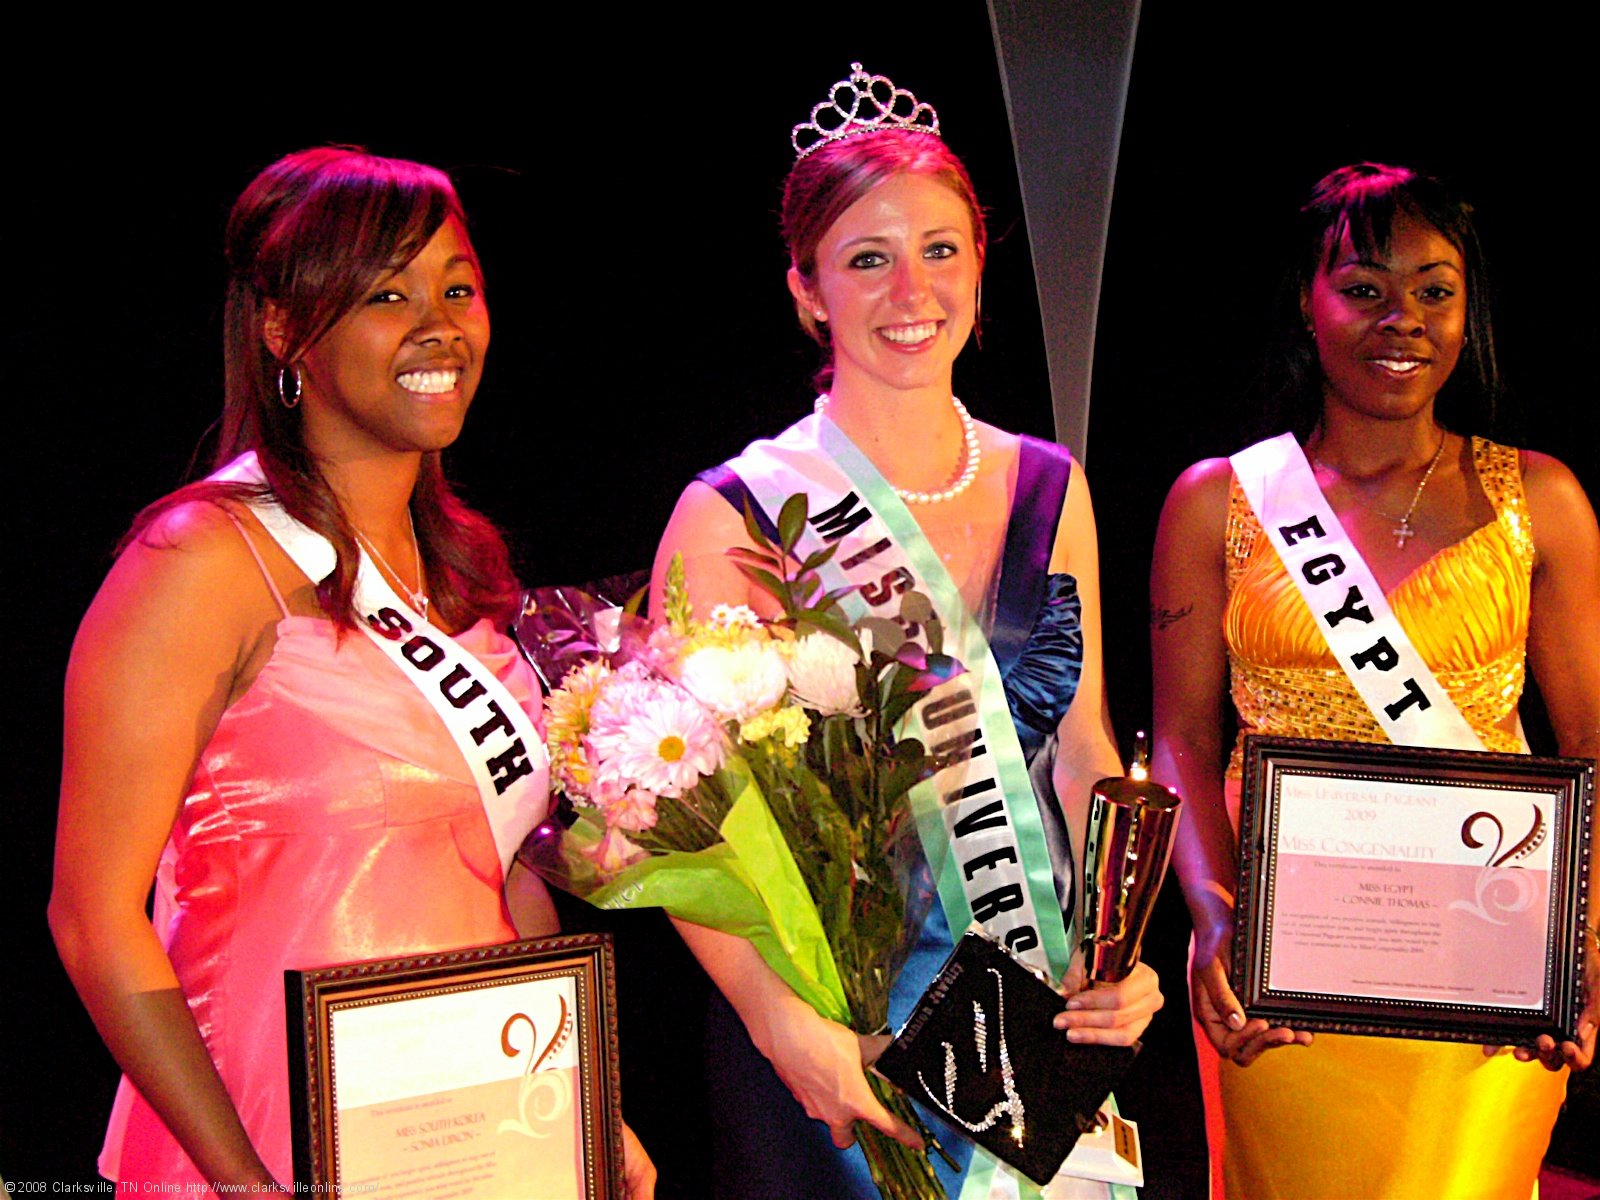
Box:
[1471,437,1535,575]
[223,511,291,619]
[1224,472,1260,593]
[697,462,780,542]
[989,436,1072,675]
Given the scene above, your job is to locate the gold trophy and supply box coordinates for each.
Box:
[1081,732,1182,982]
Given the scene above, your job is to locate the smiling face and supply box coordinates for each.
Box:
[788,172,980,402]
[288,217,489,461]
[1304,212,1466,425]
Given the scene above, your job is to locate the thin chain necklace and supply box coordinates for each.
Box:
[1316,433,1447,549]
[814,393,982,504]
[353,513,431,620]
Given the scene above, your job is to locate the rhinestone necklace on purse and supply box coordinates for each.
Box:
[916,966,1027,1145]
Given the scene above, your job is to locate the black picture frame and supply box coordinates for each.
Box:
[1234,736,1594,1044]
[286,933,623,1198]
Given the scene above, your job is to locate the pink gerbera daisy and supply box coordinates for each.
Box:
[587,677,725,798]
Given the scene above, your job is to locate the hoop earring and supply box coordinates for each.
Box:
[277,364,302,409]
[973,280,983,349]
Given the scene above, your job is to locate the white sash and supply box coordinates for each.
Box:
[212,452,549,878]
[1230,434,1485,751]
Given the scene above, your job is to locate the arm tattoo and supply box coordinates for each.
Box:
[1150,603,1194,631]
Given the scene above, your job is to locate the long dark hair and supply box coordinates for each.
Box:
[1258,162,1504,442]
[127,147,519,631]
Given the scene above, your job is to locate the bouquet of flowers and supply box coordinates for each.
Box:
[517,496,961,1199]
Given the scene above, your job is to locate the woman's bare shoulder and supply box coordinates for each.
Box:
[116,498,261,585]
[652,479,762,616]
[1519,450,1600,570]
[1521,450,1597,517]
[1167,457,1234,505]
[658,479,750,560]
[1157,458,1234,538]
[129,494,248,548]
[1149,458,1235,589]
[977,420,1023,455]
[85,498,279,655]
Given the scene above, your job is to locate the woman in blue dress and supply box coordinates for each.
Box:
[650,64,1162,1199]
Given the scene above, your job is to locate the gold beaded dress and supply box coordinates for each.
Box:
[1216,438,1567,1200]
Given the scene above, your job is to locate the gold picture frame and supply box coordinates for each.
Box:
[286,933,623,1198]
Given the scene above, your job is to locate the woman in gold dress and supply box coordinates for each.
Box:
[1149,163,1598,1198]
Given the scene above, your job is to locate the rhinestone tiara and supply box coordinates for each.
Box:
[790,62,941,160]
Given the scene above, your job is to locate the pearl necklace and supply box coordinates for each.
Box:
[814,394,982,504]
[354,514,431,620]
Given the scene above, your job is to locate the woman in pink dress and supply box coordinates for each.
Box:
[48,147,653,1195]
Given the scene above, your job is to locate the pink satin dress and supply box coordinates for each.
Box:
[98,602,544,1188]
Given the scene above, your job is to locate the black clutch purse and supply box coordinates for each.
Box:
[873,931,1139,1187]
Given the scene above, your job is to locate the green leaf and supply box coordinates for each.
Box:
[735,562,788,604]
[777,493,809,555]
[860,616,910,659]
[724,546,780,568]
[891,737,927,765]
[897,592,944,654]
[855,664,877,711]
[799,544,839,573]
[879,753,936,807]
[794,607,858,648]
[881,662,916,699]
[741,497,773,551]
[879,673,926,728]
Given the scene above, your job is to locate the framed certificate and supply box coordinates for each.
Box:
[286,934,623,1198]
[1234,736,1594,1044]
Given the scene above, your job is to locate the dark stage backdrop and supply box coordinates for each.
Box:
[8,5,1593,1192]
[1089,9,1596,1187]
[1092,9,1597,762]
[8,12,1053,1192]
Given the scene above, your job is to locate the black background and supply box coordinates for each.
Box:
[8,6,1593,1191]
